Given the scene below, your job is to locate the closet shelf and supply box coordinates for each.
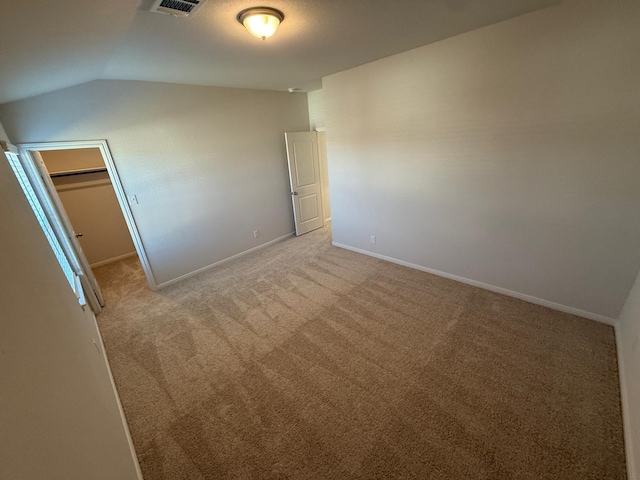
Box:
[50,167,108,178]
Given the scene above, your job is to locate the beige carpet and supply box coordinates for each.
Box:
[94,226,626,479]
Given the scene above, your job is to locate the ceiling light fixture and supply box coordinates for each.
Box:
[237,7,284,40]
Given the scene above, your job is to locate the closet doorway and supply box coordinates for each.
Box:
[18,141,156,293]
[42,148,135,267]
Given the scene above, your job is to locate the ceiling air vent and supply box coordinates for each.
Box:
[150,0,206,17]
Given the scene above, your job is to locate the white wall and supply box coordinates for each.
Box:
[0,120,10,143]
[0,80,310,285]
[0,124,141,479]
[618,271,640,480]
[307,89,325,130]
[323,1,640,320]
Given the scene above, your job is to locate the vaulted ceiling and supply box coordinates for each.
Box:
[0,0,560,104]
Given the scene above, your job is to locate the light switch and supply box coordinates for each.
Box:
[128,195,138,205]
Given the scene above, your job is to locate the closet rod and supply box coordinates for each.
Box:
[50,167,108,178]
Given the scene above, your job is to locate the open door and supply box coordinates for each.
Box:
[285,132,324,236]
[31,151,105,311]
[18,149,105,312]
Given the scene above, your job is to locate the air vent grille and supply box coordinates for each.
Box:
[150,0,206,17]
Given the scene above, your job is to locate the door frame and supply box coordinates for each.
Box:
[18,140,157,289]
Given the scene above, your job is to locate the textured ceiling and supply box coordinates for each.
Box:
[0,0,561,104]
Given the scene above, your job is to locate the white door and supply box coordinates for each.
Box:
[285,132,324,236]
[22,150,105,313]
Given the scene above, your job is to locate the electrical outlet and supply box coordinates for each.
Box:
[253,230,260,238]
[370,235,376,244]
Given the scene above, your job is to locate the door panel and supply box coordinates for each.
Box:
[285,132,324,236]
[299,194,319,223]
[293,141,317,187]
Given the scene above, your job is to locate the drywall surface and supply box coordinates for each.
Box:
[0,80,310,285]
[323,1,640,319]
[307,89,325,130]
[317,131,331,221]
[618,271,640,480]
[41,149,136,265]
[40,147,105,174]
[53,172,136,265]
[0,120,9,143]
[0,151,140,478]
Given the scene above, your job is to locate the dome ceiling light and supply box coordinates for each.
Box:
[237,7,285,40]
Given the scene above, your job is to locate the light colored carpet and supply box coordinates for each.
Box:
[94,225,626,479]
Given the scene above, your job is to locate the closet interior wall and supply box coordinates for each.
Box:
[40,148,136,267]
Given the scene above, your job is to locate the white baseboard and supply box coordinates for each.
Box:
[156,233,295,289]
[90,251,137,268]
[91,315,144,480]
[616,326,637,480]
[332,242,616,325]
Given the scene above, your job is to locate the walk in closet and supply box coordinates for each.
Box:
[40,148,136,266]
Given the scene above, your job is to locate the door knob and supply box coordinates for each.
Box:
[75,233,83,238]
[292,192,298,195]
